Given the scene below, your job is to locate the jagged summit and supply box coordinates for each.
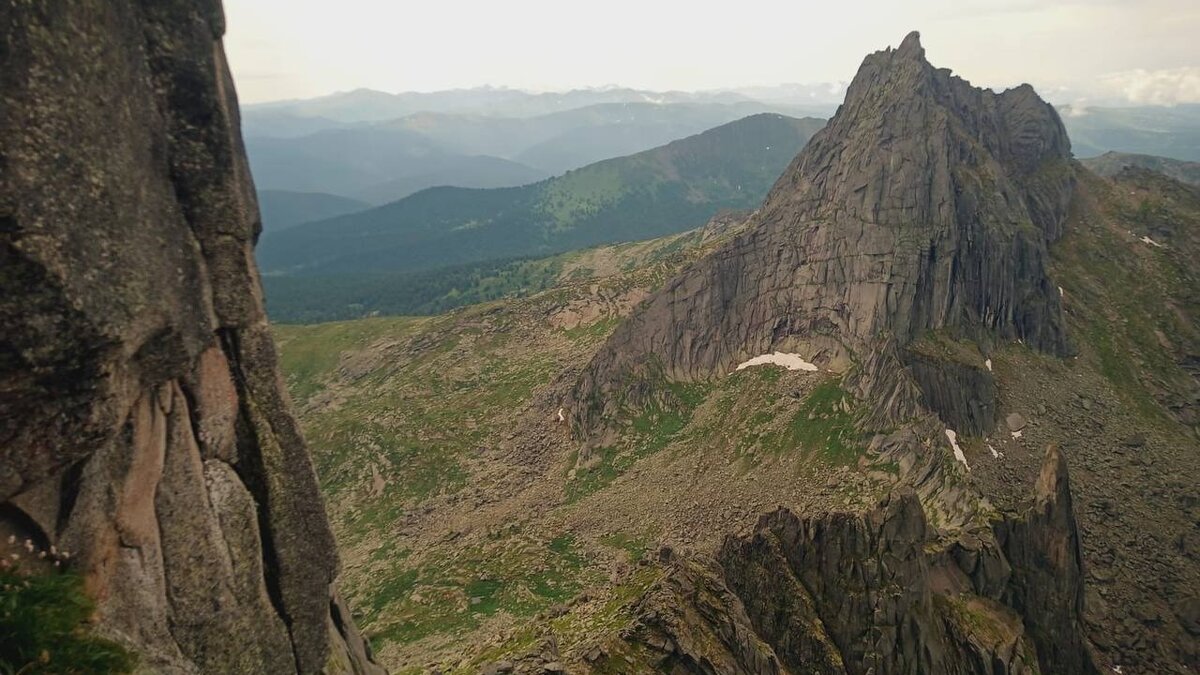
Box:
[571,33,1075,437]
[895,29,925,58]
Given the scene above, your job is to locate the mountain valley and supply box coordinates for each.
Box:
[4,5,1199,675]
[257,114,825,323]
[273,34,1200,673]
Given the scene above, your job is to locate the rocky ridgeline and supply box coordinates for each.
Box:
[0,2,380,673]
[570,31,1073,438]
[611,446,1099,674]
[562,31,1111,675]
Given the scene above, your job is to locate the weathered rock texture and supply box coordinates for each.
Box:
[0,1,382,673]
[570,31,1073,437]
[618,446,1100,674]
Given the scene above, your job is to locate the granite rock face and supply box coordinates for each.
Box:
[570,31,1073,437]
[0,1,381,673]
[622,447,1100,674]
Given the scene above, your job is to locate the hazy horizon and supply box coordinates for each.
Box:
[225,0,1199,108]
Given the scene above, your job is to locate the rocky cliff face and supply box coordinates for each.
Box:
[570,32,1073,437]
[0,2,381,673]
[616,447,1100,674]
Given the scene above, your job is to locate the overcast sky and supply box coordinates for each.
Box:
[224,0,1199,106]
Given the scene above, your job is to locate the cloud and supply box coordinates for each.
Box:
[1100,67,1200,105]
[1061,100,1092,117]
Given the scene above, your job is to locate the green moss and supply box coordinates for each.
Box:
[563,316,620,342]
[364,533,593,651]
[1050,172,1200,425]
[764,380,865,465]
[0,568,136,674]
[568,382,709,503]
[273,316,422,402]
[565,445,622,503]
[599,532,649,562]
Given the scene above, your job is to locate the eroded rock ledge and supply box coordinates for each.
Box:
[615,446,1100,674]
[0,2,381,672]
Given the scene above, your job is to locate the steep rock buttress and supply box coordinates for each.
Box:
[0,2,382,673]
[570,31,1074,438]
[614,446,1100,674]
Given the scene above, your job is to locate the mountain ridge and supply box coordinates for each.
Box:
[1080,150,1200,185]
[258,112,825,277]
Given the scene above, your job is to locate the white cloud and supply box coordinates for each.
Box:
[1100,67,1200,105]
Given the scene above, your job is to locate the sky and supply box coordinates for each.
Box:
[224,0,1200,106]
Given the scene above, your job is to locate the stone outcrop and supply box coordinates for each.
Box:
[991,445,1096,674]
[0,1,381,673]
[621,446,1100,674]
[570,31,1073,437]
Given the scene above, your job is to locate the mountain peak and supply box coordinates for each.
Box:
[895,30,924,58]
[571,33,1075,437]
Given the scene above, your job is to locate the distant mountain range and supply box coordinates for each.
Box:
[243,85,831,124]
[1060,104,1200,161]
[257,190,370,233]
[243,89,1200,239]
[258,113,824,319]
[245,101,826,206]
[375,101,814,175]
[1079,151,1200,185]
[245,129,550,204]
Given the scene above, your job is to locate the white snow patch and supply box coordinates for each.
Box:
[735,352,819,372]
[985,358,993,372]
[988,443,1002,459]
[1059,286,1065,297]
[1011,429,1023,440]
[945,429,970,470]
[1140,235,1164,248]
[557,407,566,423]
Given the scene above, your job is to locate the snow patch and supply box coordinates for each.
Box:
[557,407,566,423]
[735,352,819,372]
[988,443,1002,459]
[984,358,993,372]
[1058,286,1065,297]
[1139,235,1164,248]
[1011,429,1023,440]
[945,429,970,470]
